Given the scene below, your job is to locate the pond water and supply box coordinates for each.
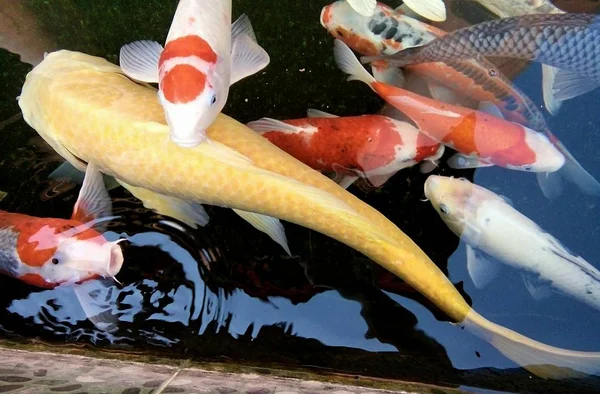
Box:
[1,1,600,393]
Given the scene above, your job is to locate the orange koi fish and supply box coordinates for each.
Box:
[247,109,444,188]
[333,39,565,173]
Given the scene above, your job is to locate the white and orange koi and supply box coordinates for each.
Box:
[333,39,565,173]
[247,109,444,188]
[119,0,270,147]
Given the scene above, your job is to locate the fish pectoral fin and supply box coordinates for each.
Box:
[71,278,120,333]
[477,101,505,119]
[536,171,564,199]
[447,153,493,169]
[346,0,377,16]
[541,64,564,116]
[232,209,291,255]
[49,162,121,191]
[400,0,446,22]
[366,172,396,188]
[371,65,405,87]
[552,69,600,101]
[247,117,314,135]
[419,159,439,174]
[229,33,270,85]
[119,40,162,84]
[231,13,257,43]
[521,273,553,301]
[71,163,113,223]
[117,180,210,228]
[306,108,339,118]
[332,163,360,189]
[466,244,501,289]
[427,83,460,105]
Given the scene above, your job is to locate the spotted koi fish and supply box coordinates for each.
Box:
[247,109,444,189]
[333,39,565,173]
[323,2,600,199]
[119,0,270,147]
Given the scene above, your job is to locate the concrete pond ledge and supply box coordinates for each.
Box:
[0,347,462,394]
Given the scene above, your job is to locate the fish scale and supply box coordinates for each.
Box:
[379,13,600,82]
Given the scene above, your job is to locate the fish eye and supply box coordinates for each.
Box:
[439,204,449,215]
[522,165,532,171]
[488,69,498,77]
[51,258,59,265]
[210,94,217,105]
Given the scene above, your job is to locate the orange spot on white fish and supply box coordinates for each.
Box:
[161,64,207,104]
[159,35,217,65]
[332,27,380,56]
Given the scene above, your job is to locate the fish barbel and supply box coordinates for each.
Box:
[363,13,600,100]
[17,49,600,379]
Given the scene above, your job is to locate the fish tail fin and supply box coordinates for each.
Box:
[537,137,600,199]
[333,39,376,87]
[462,309,600,379]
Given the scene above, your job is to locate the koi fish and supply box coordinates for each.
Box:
[18,49,600,379]
[424,175,600,312]
[345,0,446,21]
[333,39,565,174]
[247,109,444,189]
[363,13,600,103]
[0,163,125,331]
[322,3,600,198]
[119,0,270,147]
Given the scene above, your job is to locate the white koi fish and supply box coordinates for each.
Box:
[119,0,270,147]
[424,175,600,312]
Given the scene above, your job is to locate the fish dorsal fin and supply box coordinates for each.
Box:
[119,40,162,84]
[306,108,339,118]
[552,69,600,101]
[247,117,316,135]
[478,101,505,119]
[230,34,270,85]
[232,209,291,255]
[346,0,377,17]
[466,244,501,289]
[71,163,113,223]
[521,273,553,301]
[400,0,446,22]
[231,13,257,43]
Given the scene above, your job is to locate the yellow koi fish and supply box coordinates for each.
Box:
[17,49,600,379]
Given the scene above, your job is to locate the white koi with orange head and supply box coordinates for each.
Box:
[120,0,270,147]
[0,164,123,289]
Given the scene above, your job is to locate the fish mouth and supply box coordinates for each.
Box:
[107,242,124,277]
[423,175,442,198]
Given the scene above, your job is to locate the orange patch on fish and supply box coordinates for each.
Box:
[159,35,217,65]
[161,64,207,103]
[19,273,54,288]
[333,28,380,56]
[261,116,402,173]
[415,134,442,161]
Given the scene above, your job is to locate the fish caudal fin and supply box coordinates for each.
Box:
[72,278,120,332]
[333,39,376,88]
[231,13,257,43]
[230,34,270,85]
[119,40,162,84]
[232,209,291,255]
[117,180,210,229]
[346,0,377,17]
[537,138,600,199]
[542,65,563,116]
[553,69,600,102]
[401,0,447,22]
[462,309,600,379]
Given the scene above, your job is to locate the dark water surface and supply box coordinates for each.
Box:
[1,1,600,393]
